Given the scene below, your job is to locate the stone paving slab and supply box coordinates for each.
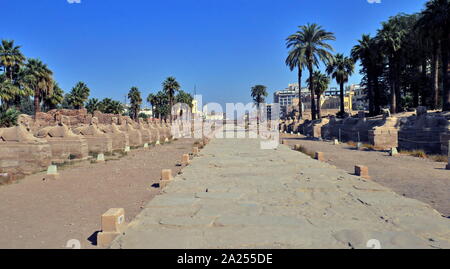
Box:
[111,128,450,249]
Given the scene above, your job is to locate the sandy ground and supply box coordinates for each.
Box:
[281,134,450,217]
[0,138,196,249]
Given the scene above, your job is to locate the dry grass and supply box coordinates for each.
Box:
[347,141,357,147]
[293,144,315,159]
[429,155,448,163]
[400,150,428,159]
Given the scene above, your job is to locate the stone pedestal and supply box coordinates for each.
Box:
[97,208,127,248]
[355,165,370,180]
[368,127,398,150]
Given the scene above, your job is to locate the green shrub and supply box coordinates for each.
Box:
[0,108,20,128]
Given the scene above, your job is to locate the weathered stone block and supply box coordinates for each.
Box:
[97,208,127,248]
[315,152,324,162]
[355,165,370,180]
[101,208,126,233]
[182,154,190,165]
[161,169,173,181]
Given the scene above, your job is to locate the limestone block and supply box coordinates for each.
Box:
[315,152,324,162]
[390,148,399,156]
[193,147,199,156]
[46,165,59,180]
[101,208,126,233]
[182,154,190,165]
[355,165,370,180]
[161,169,173,181]
[0,139,52,181]
[97,208,127,248]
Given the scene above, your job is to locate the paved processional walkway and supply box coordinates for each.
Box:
[112,128,450,249]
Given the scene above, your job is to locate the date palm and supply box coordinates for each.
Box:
[85,98,101,115]
[23,58,54,115]
[148,91,169,120]
[417,0,450,111]
[286,36,307,119]
[307,71,329,120]
[128,86,142,121]
[251,85,268,132]
[326,54,354,117]
[351,34,381,115]
[68,82,90,109]
[288,24,335,120]
[0,40,25,81]
[43,82,64,111]
[377,16,407,113]
[162,77,180,123]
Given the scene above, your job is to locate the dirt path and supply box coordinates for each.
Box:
[281,134,450,217]
[0,138,196,249]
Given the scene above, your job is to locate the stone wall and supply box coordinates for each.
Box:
[397,110,449,154]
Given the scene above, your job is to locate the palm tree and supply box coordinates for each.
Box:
[23,58,54,115]
[85,98,101,115]
[147,93,158,118]
[43,82,64,111]
[0,74,19,109]
[417,0,450,111]
[351,34,381,115]
[307,71,330,119]
[127,86,142,121]
[68,82,90,109]
[377,16,408,113]
[0,40,25,81]
[326,54,355,117]
[162,77,180,123]
[148,91,169,120]
[288,24,335,120]
[175,90,194,118]
[251,85,268,132]
[286,35,307,119]
[99,98,124,115]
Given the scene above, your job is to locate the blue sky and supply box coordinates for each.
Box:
[2,0,428,106]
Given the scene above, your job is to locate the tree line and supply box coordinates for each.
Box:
[0,40,193,126]
[285,0,449,119]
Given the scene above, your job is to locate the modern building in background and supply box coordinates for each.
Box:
[349,84,368,110]
[273,83,309,117]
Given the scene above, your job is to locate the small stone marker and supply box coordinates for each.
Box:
[355,165,370,180]
[161,169,173,181]
[181,154,190,165]
[193,147,199,156]
[46,165,59,180]
[155,140,160,145]
[333,139,339,145]
[390,147,398,156]
[160,169,173,188]
[143,143,149,148]
[315,152,325,162]
[97,208,127,248]
[96,153,105,163]
[356,142,363,150]
[165,138,169,143]
[124,146,130,152]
